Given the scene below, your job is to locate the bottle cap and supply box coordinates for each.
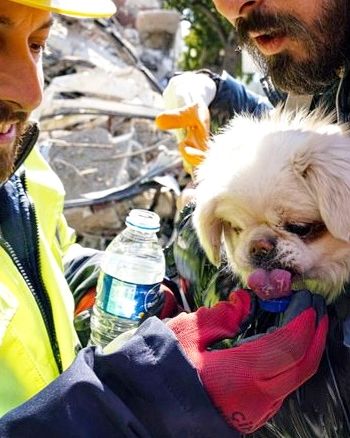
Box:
[258,296,291,313]
[125,209,160,231]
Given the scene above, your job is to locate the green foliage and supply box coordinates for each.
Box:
[163,0,241,76]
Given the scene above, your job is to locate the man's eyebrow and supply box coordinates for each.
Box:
[0,16,14,26]
[37,17,55,31]
[0,16,54,30]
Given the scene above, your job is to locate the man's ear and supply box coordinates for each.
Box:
[192,199,223,267]
[292,132,350,242]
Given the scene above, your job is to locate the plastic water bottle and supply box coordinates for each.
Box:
[90,209,166,348]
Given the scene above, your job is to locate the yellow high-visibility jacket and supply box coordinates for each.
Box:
[0,146,79,416]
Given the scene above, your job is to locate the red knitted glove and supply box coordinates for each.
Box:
[167,289,328,434]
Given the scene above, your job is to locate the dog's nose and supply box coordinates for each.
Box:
[249,238,276,260]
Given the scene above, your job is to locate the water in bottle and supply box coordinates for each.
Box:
[90,209,166,348]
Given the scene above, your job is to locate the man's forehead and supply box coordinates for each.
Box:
[0,4,54,31]
[0,15,53,27]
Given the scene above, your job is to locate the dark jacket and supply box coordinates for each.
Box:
[0,317,237,438]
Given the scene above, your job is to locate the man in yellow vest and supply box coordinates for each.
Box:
[0,1,328,436]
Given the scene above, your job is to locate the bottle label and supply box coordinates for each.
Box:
[98,272,162,320]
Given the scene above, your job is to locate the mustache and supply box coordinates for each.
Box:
[236,9,308,45]
[0,101,27,124]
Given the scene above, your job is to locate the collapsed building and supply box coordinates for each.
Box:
[36,1,184,249]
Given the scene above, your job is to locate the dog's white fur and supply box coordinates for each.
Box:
[193,108,350,302]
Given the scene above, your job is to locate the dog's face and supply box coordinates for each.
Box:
[193,109,350,302]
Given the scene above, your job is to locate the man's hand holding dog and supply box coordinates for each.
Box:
[167,289,328,434]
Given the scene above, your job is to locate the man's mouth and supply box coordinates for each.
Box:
[0,123,16,144]
[0,123,13,134]
[250,30,287,55]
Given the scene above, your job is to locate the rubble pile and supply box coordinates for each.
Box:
[37,2,184,249]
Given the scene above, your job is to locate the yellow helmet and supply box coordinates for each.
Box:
[8,0,117,18]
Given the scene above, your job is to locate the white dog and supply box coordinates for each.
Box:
[193,108,350,303]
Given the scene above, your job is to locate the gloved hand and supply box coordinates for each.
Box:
[155,72,216,174]
[167,289,328,434]
[156,103,209,172]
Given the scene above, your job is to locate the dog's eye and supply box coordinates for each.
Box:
[232,226,242,235]
[284,223,313,237]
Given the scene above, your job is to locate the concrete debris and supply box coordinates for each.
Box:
[137,9,181,35]
[38,5,185,247]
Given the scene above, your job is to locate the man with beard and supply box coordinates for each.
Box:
[0,1,328,437]
[158,0,350,168]
[155,1,350,437]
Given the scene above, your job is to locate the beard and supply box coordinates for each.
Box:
[0,101,27,183]
[235,1,350,94]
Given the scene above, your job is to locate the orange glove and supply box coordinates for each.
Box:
[156,102,210,174]
[156,71,217,174]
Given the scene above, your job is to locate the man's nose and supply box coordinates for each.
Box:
[232,0,260,20]
[1,56,43,113]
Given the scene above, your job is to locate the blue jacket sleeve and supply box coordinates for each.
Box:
[0,318,238,438]
[209,70,273,126]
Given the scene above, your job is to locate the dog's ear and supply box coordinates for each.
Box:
[292,131,350,241]
[192,198,223,267]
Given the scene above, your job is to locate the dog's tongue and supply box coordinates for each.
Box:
[247,269,292,300]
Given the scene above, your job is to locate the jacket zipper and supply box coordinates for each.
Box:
[23,125,63,373]
[2,168,63,373]
[0,230,62,373]
[0,123,63,371]
[23,172,63,374]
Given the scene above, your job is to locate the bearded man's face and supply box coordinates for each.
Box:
[0,1,50,183]
[214,0,350,94]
